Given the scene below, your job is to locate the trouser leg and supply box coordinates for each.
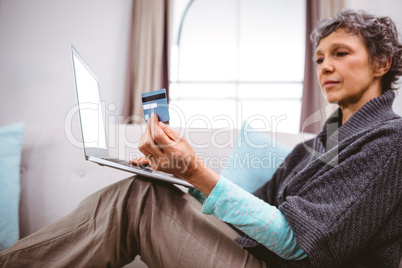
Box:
[0,176,267,268]
[127,178,266,268]
[0,176,140,268]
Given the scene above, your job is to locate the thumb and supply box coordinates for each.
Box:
[159,121,180,141]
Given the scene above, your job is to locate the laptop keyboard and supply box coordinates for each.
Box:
[105,158,184,180]
[105,158,154,173]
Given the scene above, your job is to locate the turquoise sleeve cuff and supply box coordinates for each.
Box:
[201,175,228,215]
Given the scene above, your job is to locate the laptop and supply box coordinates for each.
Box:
[71,45,194,188]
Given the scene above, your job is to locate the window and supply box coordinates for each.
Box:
[170,0,306,133]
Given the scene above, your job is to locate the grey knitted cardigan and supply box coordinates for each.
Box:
[239,90,402,267]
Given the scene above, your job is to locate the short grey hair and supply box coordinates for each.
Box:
[311,9,402,91]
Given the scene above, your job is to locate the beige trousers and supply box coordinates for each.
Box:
[0,177,267,268]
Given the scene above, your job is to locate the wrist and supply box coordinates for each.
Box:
[181,157,219,196]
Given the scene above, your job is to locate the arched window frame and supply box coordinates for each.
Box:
[169,0,306,133]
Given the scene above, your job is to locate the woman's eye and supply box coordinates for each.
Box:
[336,52,348,57]
[316,58,323,64]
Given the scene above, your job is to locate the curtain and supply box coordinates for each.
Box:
[299,0,322,134]
[299,0,345,134]
[123,0,170,123]
[319,0,345,20]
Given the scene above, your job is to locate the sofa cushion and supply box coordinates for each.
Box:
[220,122,291,193]
[0,122,25,250]
[189,122,291,202]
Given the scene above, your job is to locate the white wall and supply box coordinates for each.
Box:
[345,0,402,115]
[0,0,132,126]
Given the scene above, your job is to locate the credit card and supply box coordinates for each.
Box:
[141,88,170,122]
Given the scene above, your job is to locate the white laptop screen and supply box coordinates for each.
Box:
[72,50,107,150]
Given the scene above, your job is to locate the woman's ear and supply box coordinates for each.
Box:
[374,56,392,77]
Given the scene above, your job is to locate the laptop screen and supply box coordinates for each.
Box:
[71,46,107,151]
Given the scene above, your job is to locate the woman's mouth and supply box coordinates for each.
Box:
[323,80,340,89]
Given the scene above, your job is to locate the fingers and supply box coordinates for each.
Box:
[137,124,152,156]
[137,113,184,171]
[138,114,171,158]
[136,135,158,169]
[148,113,173,146]
[130,156,149,166]
[159,121,180,141]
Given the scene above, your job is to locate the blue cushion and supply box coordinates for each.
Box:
[189,122,291,202]
[221,122,291,193]
[0,122,25,251]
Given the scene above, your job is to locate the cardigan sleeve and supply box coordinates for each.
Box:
[202,175,307,260]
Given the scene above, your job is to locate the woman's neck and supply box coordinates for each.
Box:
[339,84,382,125]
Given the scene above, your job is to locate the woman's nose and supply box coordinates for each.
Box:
[320,60,334,74]
[320,59,334,74]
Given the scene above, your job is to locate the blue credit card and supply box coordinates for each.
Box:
[141,88,170,122]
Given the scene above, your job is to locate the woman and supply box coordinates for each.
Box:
[1,10,401,268]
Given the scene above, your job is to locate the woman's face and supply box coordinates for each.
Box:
[315,29,383,108]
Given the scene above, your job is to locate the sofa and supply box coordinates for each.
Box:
[15,123,312,267]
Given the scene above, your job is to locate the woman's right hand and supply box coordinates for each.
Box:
[130,113,220,196]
